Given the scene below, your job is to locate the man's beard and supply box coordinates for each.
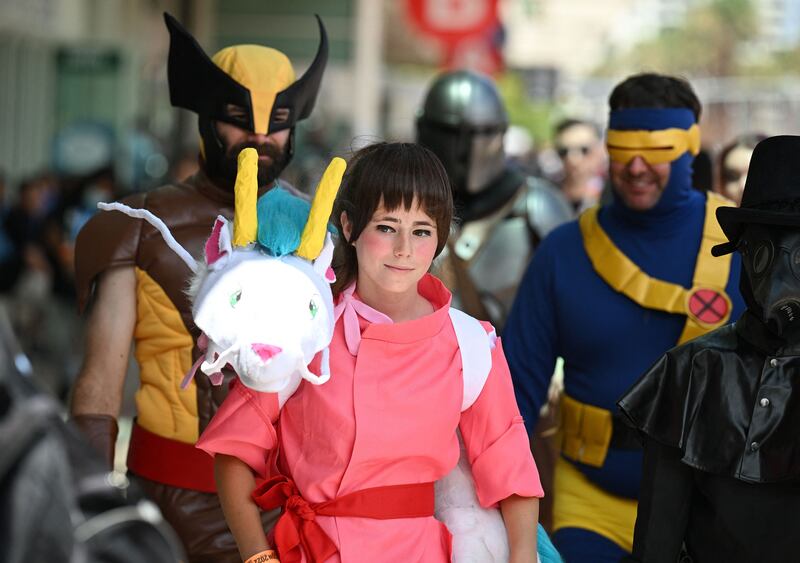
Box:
[218,139,290,187]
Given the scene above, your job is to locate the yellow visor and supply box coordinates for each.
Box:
[606,123,700,165]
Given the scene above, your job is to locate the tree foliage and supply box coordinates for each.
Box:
[594,0,759,76]
[497,72,559,144]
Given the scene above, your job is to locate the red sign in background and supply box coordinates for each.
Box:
[406,0,499,44]
[405,0,503,73]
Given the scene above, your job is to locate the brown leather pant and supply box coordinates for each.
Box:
[135,474,279,563]
[531,403,560,532]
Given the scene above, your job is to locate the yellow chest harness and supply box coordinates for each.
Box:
[553,193,736,550]
[579,192,734,345]
[559,193,734,469]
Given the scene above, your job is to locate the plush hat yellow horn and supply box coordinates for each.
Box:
[233,148,259,247]
[297,157,346,260]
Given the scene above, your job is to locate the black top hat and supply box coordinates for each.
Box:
[712,135,800,256]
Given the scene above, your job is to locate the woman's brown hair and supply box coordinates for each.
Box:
[331,142,453,296]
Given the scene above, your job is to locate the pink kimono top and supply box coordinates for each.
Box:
[197,274,543,562]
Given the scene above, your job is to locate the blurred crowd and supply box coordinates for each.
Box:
[0,159,197,399]
[0,120,764,404]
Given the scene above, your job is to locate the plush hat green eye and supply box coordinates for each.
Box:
[309,298,319,319]
[230,289,242,308]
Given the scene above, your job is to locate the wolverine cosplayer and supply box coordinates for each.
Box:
[71,13,327,562]
[620,136,800,563]
[503,75,746,562]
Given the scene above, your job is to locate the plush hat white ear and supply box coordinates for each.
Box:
[313,232,336,283]
[205,216,233,270]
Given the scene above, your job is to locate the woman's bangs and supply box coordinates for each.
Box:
[378,147,452,223]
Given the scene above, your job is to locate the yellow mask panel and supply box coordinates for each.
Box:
[606,124,701,165]
[212,45,296,134]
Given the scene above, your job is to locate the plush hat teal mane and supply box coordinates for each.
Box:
[256,185,336,257]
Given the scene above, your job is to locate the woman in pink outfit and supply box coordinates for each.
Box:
[197,142,543,563]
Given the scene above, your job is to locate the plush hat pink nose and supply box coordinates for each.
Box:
[252,343,282,362]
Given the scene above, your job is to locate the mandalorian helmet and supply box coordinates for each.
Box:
[416,71,509,208]
[164,12,328,187]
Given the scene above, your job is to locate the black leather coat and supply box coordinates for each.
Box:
[618,311,800,563]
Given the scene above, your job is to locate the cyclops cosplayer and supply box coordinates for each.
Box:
[504,85,745,562]
[562,107,742,551]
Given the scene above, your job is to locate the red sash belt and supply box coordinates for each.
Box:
[127,421,217,493]
[252,475,435,563]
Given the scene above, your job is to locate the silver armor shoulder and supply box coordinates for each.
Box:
[522,176,573,239]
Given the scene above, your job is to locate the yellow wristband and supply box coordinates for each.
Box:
[244,549,279,563]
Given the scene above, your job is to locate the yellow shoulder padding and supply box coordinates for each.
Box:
[233,148,258,247]
[297,157,346,260]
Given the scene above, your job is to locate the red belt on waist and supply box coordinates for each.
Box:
[127,421,216,493]
[252,475,435,563]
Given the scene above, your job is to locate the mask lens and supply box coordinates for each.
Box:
[791,246,800,281]
[751,240,773,277]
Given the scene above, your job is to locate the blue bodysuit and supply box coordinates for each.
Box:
[503,108,745,562]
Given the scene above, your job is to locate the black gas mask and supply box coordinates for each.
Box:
[739,224,800,338]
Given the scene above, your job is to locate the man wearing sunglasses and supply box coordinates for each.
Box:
[553,118,606,214]
[503,73,746,562]
[620,135,800,563]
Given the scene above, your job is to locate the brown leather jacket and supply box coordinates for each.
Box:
[75,169,236,489]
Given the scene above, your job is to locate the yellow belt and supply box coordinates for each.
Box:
[553,456,637,552]
[558,394,614,468]
[579,192,734,345]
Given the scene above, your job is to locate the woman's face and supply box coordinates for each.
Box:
[342,197,439,298]
[721,145,754,205]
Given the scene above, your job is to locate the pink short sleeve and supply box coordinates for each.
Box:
[459,335,544,507]
[195,379,280,479]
